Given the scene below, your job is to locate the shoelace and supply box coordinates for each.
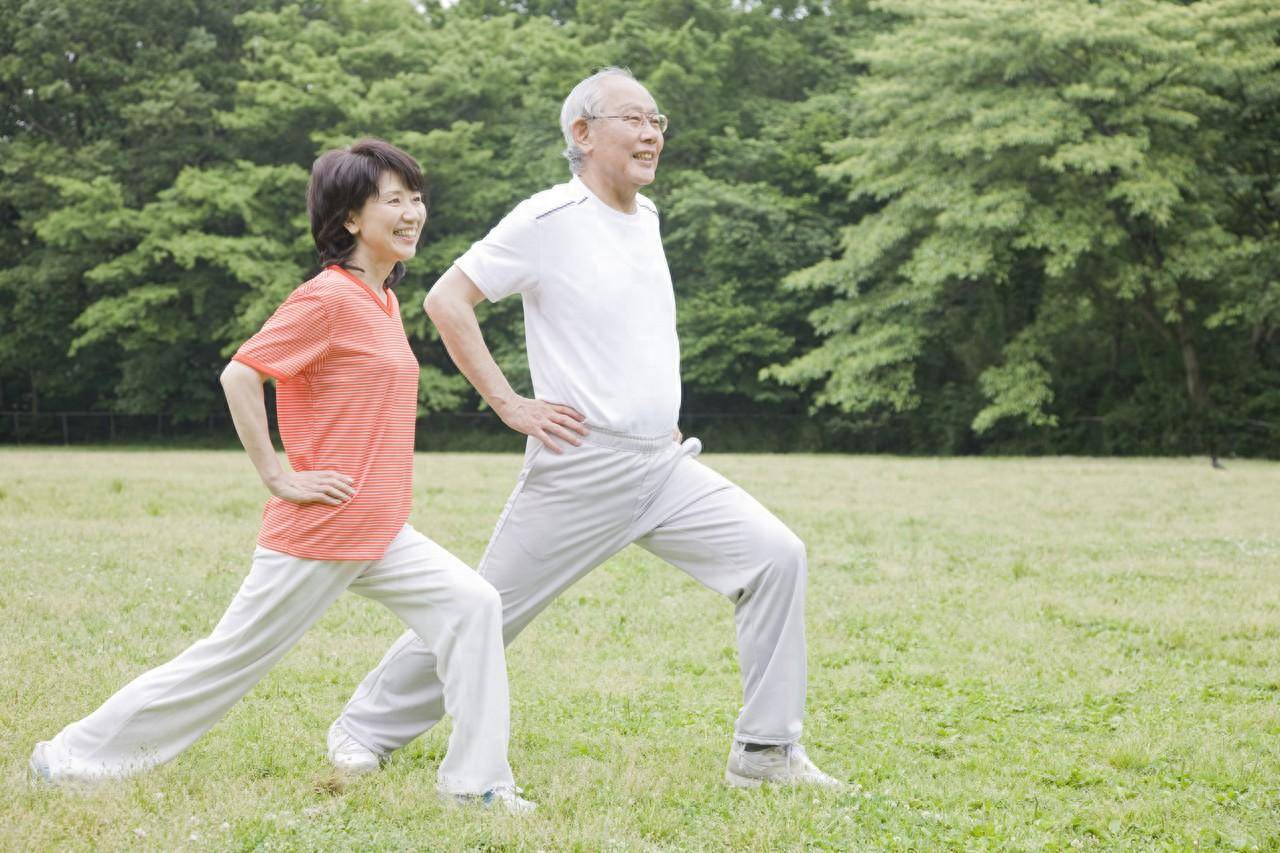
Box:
[482,784,525,803]
[783,743,817,774]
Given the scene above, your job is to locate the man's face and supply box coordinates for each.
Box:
[578,77,664,188]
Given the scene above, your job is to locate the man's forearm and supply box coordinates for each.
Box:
[426,295,519,414]
[425,266,587,451]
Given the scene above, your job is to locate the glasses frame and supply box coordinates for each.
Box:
[589,112,669,134]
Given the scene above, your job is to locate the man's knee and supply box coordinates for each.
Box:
[762,524,807,581]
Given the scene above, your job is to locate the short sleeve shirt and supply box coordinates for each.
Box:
[233,266,420,560]
[455,177,681,435]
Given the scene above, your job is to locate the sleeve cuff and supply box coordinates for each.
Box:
[232,353,289,382]
[454,257,501,303]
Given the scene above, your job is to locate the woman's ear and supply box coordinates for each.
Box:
[344,212,359,236]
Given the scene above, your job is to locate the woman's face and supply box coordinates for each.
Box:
[345,171,427,266]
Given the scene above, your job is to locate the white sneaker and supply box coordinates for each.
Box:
[27,741,126,786]
[448,784,537,814]
[327,720,381,775]
[725,741,843,788]
[29,742,55,785]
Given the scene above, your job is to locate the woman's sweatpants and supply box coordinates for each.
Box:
[38,524,513,794]
[337,429,808,757]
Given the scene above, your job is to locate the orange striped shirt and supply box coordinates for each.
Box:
[233,265,419,560]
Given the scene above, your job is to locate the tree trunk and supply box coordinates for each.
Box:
[1177,324,1206,410]
[1175,319,1217,458]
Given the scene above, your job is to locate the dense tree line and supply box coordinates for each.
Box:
[2,0,1276,455]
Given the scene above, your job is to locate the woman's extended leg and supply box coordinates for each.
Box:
[35,548,361,781]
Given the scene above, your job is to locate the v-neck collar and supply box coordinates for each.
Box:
[328,264,394,316]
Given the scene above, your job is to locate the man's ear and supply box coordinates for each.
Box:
[571,116,592,152]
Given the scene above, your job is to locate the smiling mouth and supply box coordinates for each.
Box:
[633,151,657,163]
[393,228,417,240]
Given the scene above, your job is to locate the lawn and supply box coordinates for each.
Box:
[2,449,1278,850]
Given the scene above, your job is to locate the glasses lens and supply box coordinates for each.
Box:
[654,114,668,133]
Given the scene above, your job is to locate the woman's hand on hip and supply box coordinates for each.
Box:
[266,470,357,505]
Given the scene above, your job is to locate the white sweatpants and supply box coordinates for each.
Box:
[40,525,514,794]
[339,429,808,756]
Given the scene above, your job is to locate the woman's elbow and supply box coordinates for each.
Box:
[220,360,257,389]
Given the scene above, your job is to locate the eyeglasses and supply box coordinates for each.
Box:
[590,112,669,133]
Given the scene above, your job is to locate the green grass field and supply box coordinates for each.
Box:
[3,449,1278,850]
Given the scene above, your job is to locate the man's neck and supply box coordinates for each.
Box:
[577,169,639,214]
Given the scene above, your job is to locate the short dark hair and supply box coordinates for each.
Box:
[306,139,425,289]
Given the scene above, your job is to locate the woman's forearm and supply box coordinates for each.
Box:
[220,360,285,490]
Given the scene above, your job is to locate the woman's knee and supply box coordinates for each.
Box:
[452,572,503,617]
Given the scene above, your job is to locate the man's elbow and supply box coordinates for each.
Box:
[424,286,459,327]
[423,287,441,321]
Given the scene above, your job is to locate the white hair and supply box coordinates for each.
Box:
[559,66,637,174]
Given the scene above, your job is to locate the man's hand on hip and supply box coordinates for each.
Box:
[495,396,589,453]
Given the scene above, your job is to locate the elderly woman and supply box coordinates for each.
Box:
[29,140,533,813]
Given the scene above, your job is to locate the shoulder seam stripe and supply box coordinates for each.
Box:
[535,197,587,220]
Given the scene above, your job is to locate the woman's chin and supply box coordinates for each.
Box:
[378,245,417,266]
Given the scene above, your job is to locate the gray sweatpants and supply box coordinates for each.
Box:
[339,428,808,755]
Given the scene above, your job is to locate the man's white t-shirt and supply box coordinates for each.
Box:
[456,176,681,436]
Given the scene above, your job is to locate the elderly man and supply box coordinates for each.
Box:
[326,67,840,789]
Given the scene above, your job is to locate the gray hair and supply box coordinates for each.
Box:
[560,66,637,174]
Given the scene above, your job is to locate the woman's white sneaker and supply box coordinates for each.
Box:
[327,720,381,775]
[28,742,55,785]
[725,741,843,788]
[448,784,537,814]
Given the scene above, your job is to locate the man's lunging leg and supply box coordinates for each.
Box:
[635,453,841,787]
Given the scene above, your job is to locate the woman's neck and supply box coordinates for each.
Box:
[344,246,393,295]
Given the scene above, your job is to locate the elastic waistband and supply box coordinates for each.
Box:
[580,423,673,454]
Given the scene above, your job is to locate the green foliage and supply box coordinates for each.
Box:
[776,0,1280,453]
[0,0,271,413]
[1,0,1275,453]
[664,174,829,402]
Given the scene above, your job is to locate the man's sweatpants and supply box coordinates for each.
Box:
[339,428,808,756]
[39,525,514,794]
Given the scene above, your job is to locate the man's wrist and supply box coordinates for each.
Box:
[488,390,519,415]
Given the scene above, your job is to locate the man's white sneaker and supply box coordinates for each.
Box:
[725,741,843,788]
[327,720,381,775]
[448,784,537,814]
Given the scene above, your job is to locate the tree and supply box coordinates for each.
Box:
[773,0,1280,455]
[0,0,270,413]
